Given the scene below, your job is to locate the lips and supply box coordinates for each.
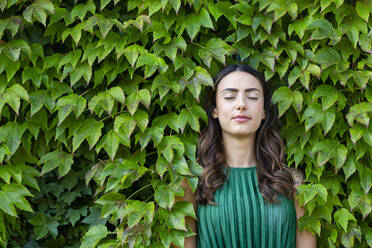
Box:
[233,115,251,121]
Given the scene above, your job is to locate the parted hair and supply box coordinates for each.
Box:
[195,64,297,205]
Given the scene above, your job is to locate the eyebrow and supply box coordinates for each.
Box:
[221,88,261,93]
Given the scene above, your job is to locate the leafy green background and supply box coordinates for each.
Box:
[0,0,371,247]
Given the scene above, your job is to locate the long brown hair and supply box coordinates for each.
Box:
[195,64,296,205]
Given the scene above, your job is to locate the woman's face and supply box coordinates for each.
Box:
[212,70,266,137]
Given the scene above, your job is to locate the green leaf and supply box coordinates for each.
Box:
[356,162,371,194]
[4,47,20,61]
[124,45,140,67]
[170,0,181,14]
[164,201,196,231]
[312,139,335,166]
[356,0,372,22]
[307,19,334,41]
[353,71,371,90]
[343,157,356,181]
[272,87,302,116]
[288,15,313,39]
[287,66,301,87]
[66,209,80,227]
[272,87,292,113]
[70,63,92,86]
[126,89,151,115]
[38,151,74,177]
[182,67,213,101]
[29,90,54,117]
[335,144,347,170]
[359,32,372,53]
[185,13,200,41]
[148,0,162,16]
[341,226,362,248]
[0,144,11,163]
[346,102,372,127]
[312,47,341,69]
[306,63,321,79]
[22,66,43,87]
[312,85,338,111]
[72,118,104,151]
[0,184,33,217]
[348,186,371,218]
[107,86,125,104]
[321,107,336,134]
[298,184,327,205]
[334,208,357,232]
[172,156,191,176]
[36,0,55,14]
[3,91,20,115]
[97,16,114,39]
[177,108,199,133]
[95,130,119,161]
[133,109,148,132]
[363,129,372,147]
[340,16,368,48]
[198,7,214,30]
[349,124,366,144]
[58,49,82,71]
[81,224,108,248]
[20,165,40,191]
[100,0,112,10]
[7,84,28,103]
[184,8,214,41]
[56,94,87,125]
[43,53,62,70]
[159,227,185,248]
[0,165,22,184]
[22,0,54,26]
[159,136,184,163]
[4,58,19,81]
[302,103,323,131]
[154,184,175,209]
[70,1,96,22]
[203,38,233,65]
[114,113,136,145]
[0,122,23,154]
[28,212,59,239]
[366,227,372,247]
[156,155,169,179]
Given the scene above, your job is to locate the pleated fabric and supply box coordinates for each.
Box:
[196,166,296,248]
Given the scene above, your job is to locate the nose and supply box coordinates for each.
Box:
[236,94,247,110]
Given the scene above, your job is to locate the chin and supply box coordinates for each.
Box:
[224,129,258,137]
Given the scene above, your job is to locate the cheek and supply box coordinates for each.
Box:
[253,100,265,113]
[215,99,231,114]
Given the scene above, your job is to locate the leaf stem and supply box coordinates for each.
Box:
[80,89,90,97]
[127,183,152,200]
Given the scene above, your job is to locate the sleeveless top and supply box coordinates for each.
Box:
[196,166,296,248]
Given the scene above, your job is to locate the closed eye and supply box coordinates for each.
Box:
[249,97,258,100]
[224,97,235,100]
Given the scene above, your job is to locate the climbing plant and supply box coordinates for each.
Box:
[0,0,371,247]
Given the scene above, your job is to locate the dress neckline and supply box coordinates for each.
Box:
[225,165,256,169]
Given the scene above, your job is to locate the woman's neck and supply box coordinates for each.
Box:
[222,132,257,167]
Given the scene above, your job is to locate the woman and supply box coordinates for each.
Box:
[180,64,316,247]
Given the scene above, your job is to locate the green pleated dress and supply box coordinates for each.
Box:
[196,166,296,248]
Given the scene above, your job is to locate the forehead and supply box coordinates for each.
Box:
[217,71,263,93]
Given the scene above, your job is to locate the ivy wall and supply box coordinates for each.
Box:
[0,0,371,247]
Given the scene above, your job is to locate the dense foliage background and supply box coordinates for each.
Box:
[0,0,371,247]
